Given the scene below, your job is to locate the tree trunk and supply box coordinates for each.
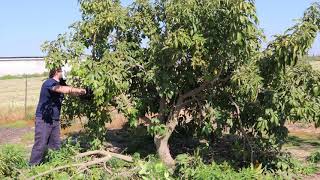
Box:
[154,111,179,167]
[154,95,183,167]
[154,134,175,167]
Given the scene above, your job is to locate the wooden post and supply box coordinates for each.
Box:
[25,74,28,120]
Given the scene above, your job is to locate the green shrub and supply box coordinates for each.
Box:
[175,153,267,180]
[0,140,312,179]
[43,139,80,164]
[0,144,28,178]
[308,151,320,163]
[274,154,317,175]
[137,155,173,179]
[174,151,318,180]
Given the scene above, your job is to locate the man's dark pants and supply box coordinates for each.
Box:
[29,117,61,166]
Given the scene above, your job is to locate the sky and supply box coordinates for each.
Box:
[0,0,319,56]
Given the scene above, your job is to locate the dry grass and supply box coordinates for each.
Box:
[0,106,35,123]
[310,61,320,71]
[61,121,84,136]
[61,111,128,137]
[0,77,44,107]
[107,111,128,129]
[308,56,320,71]
[284,123,320,161]
[0,76,44,123]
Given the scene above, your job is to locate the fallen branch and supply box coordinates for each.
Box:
[27,150,132,180]
[75,150,133,162]
[110,166,140,180]
[103,162,113,174]
[27,155,111,180]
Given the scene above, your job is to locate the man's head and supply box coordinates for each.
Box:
[49,67,63,79]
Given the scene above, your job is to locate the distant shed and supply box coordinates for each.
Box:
[0,57,46,76]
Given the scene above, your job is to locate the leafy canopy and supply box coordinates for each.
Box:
[42,0,320,164]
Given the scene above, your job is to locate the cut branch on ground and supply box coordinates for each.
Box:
[27,150,132,180]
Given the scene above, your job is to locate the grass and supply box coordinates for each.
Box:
[307,56,320,61]
[307,56,320,71]
[0,72,48,80]
[21,132,34,142]
[310,61,320,71]
[0,106,36,123]
[1,120,28,128]
[0,77,44,107]
[0,76,44,122]
[290,130,320,141]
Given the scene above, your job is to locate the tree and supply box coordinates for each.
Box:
[43,0,320,167]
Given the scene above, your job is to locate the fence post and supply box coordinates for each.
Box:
[25,74,28,120]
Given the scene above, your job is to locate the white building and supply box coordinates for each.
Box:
[0,57,46,76]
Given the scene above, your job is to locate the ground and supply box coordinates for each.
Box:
[0,119,320,172]
[285,123,320,160]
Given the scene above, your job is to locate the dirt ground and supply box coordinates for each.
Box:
[1,119,319,158]
[0,127,33,145]
[0,118,319,179]
[285,123,320,160]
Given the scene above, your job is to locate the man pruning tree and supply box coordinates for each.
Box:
[29,67,87,166]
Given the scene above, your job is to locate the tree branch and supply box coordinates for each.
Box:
[181,73,231,101]
[75,150,133,162]
[174,95,203,112]
[157,96,167,122]
[27,150,132,180]
[103,162,113,174]
[28,156,112,180]
[229,97,254,164]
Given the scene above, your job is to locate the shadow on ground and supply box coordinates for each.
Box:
[63,121,320,171]
[287,135,320,147]
[65,124,155,157]
[64,123,274,170]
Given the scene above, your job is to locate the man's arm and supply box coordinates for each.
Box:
[51,85,86,96]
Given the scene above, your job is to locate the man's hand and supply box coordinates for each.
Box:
[80,87,94,101]
[72,88,86,96]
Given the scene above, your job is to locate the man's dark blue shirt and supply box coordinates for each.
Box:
[35,78,64,121]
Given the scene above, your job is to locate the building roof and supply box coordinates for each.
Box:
[0,56,44,61]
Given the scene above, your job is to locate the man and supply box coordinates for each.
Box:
[29,67,86,166]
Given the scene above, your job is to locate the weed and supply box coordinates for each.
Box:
[308,150,320,163]
[0,144,28,178]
